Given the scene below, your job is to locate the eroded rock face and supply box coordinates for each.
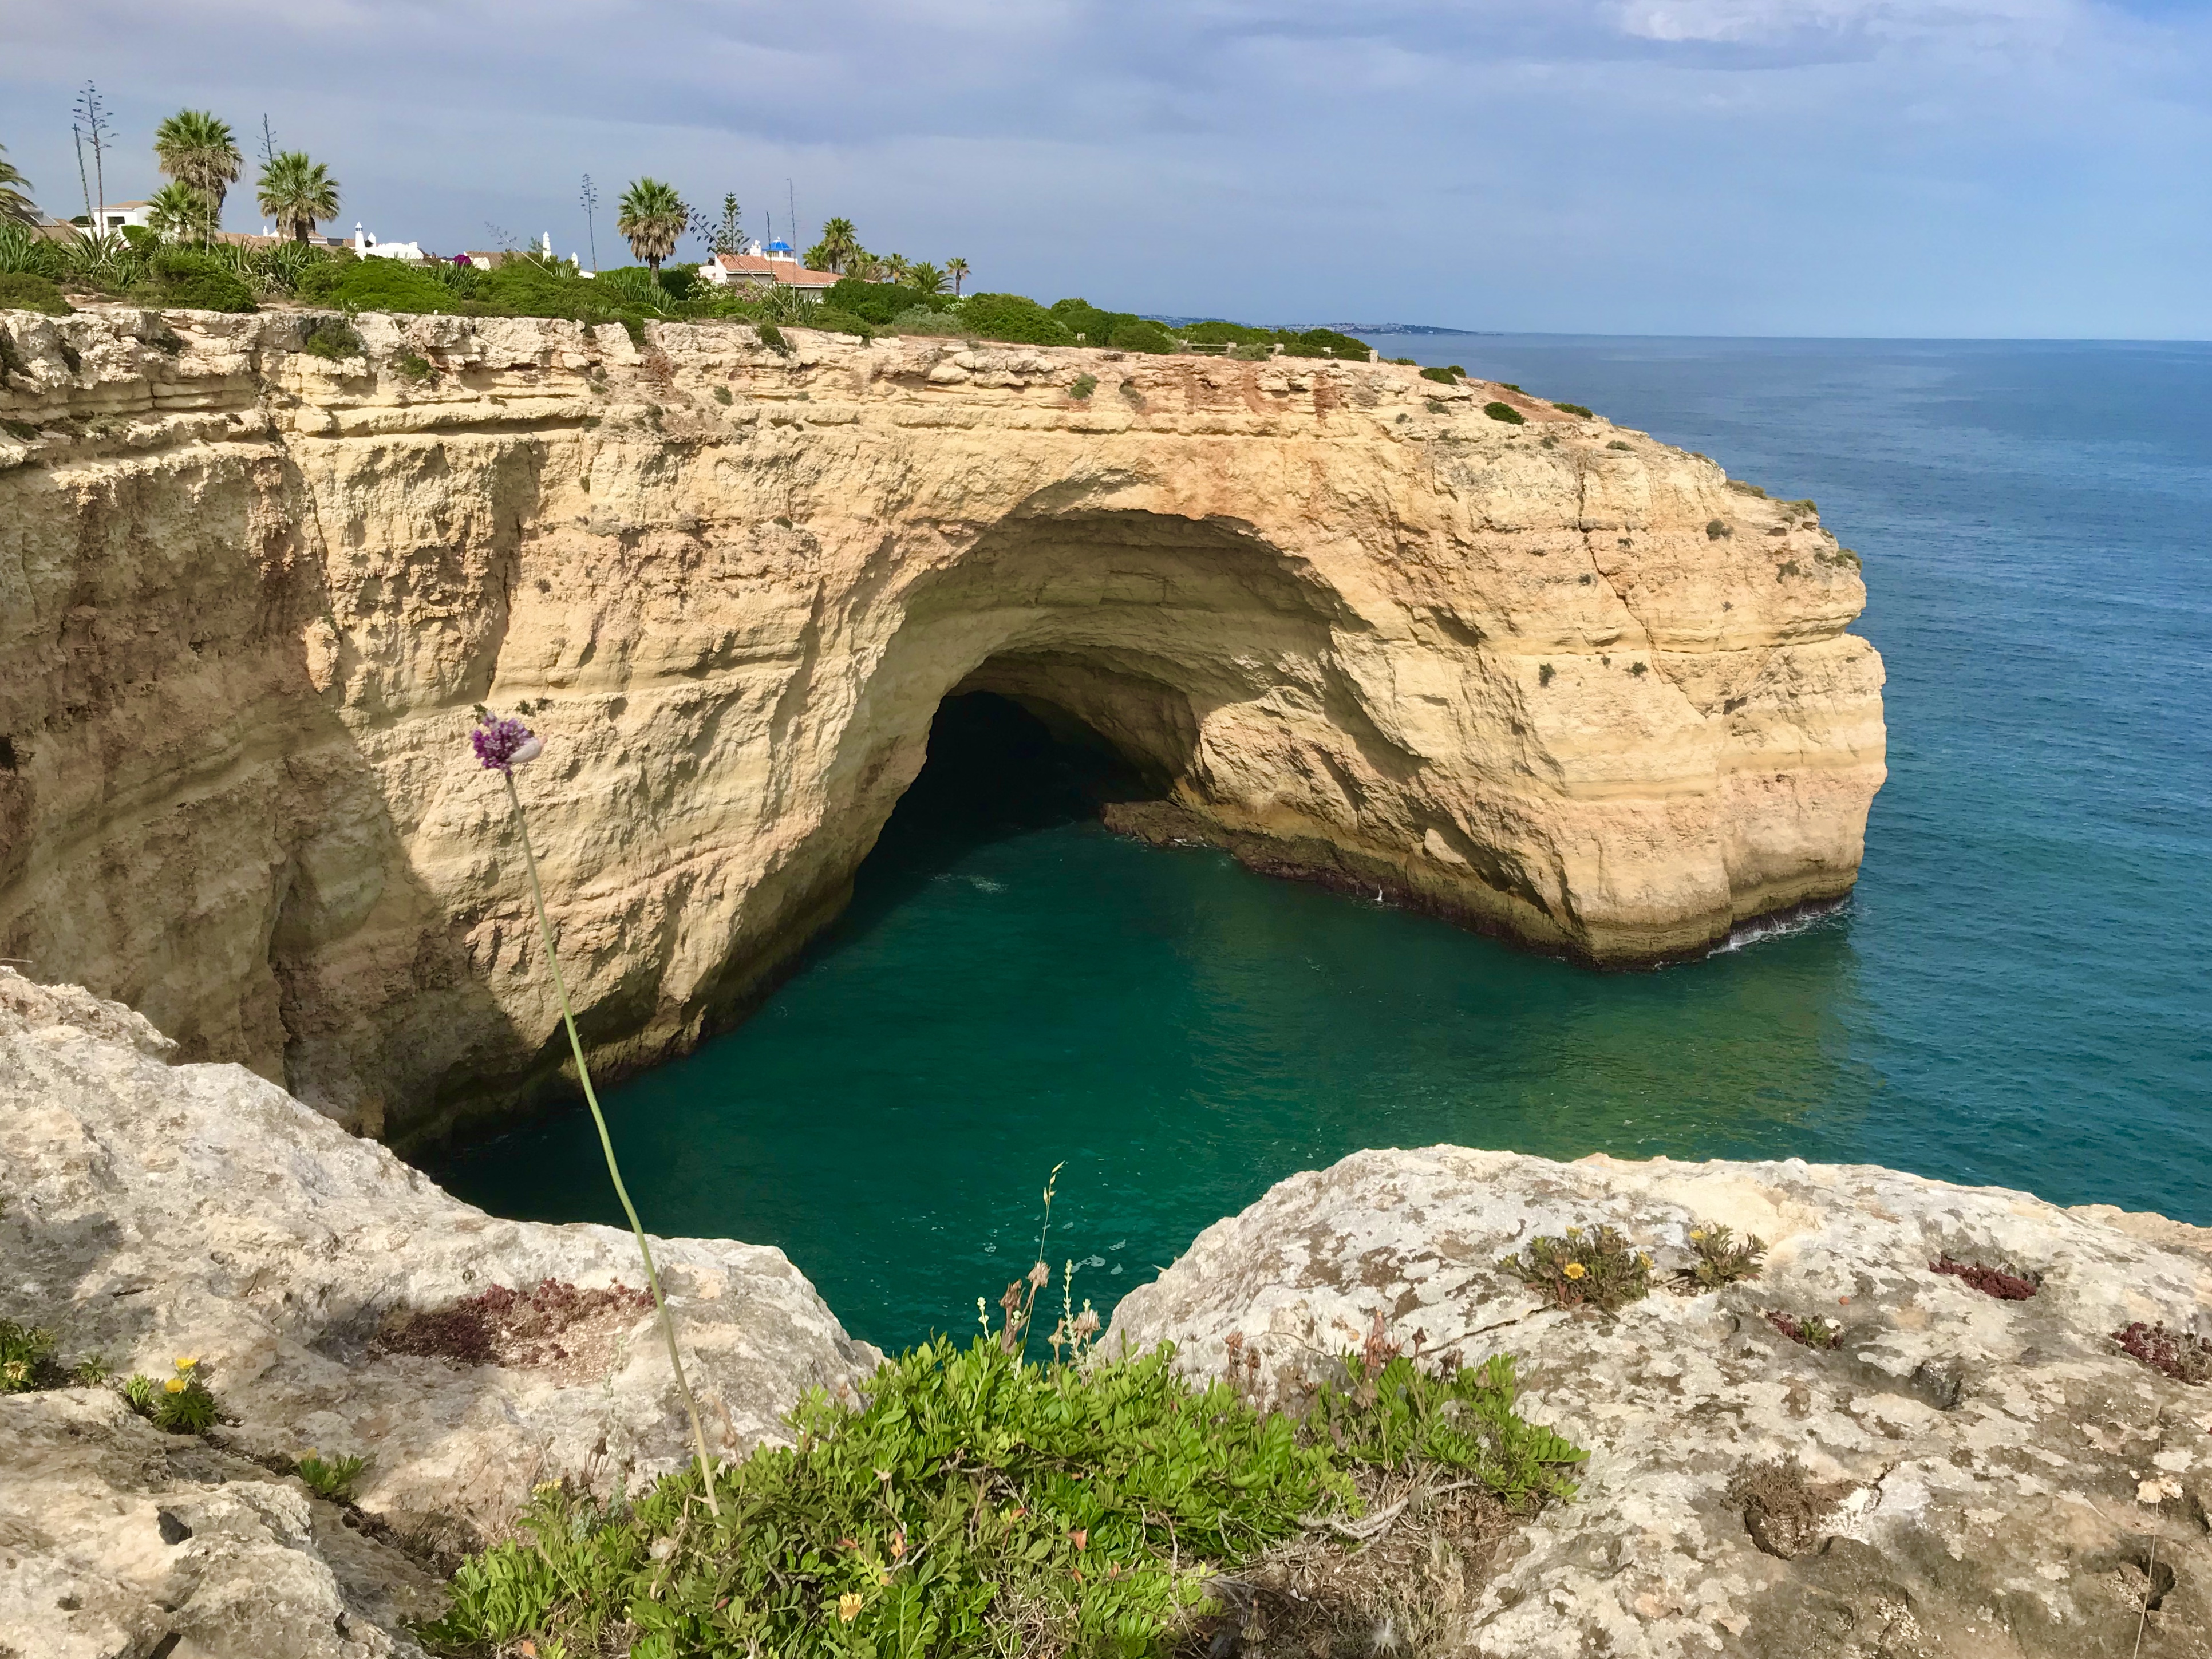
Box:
[0,307,1885,1142]
[1107,1146,2212,1658]
[0,968,879,1655]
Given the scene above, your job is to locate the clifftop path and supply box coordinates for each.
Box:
[0,307,1884,1143]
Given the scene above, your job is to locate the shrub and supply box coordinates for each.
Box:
[826,278,933,325]
[1705,518,1732,540]
[884,304,962,335]
[1538,662,1554,686]
[2113,1322,2212,1384]
[712,384,732,405]
[1725,479,1768,498]
[1766,1311,1841,1350]
[394,353,434,382]
[1483,401,1524,425]
[1179,318,1274,346]
[1069,372,1098,400]
[1781,499,1818,519]
[797,306,874,340]
[753,321,789,354]
[1,1318,57,1391]
[1502,1224,1652,1312]
[1419,365,1458,385]
[1684,1223,1765,1289]
[424,1336,1583,1657]
[1108,318,1176,354]
[148,252,256,313]
[295,1449,370,1502]
[300,317,364,361]
[1554,402,1592,418]
[124,1356,220,1433]
[1278,327,1371,361]
[297,256,453,314]
[0,272,71,315]
[1607,439,1632,451]
[958,292,1071,346]
[1230,341,1270,361]
[1930,1255,2039,1300]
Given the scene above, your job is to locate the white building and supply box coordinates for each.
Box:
[696,239,839,300]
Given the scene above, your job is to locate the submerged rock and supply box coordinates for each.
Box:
[0,969,880,1656]
[1108,1144,2212,1658]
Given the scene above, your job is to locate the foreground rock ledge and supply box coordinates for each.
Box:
[0,969,879,1658]
[0,305,1885,1144]
[1110,1146,2212,1658]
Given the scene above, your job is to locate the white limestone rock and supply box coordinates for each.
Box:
[0,968,881,1657]
[1107,1145,2212,1658]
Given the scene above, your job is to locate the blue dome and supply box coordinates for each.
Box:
[764,240,794,254]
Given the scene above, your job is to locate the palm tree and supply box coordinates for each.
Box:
[154,110,242,220]
[908,262,947,296]
[616,177,686,271]
[257,151,339,243]
[883,252,911,285]
[0,144,38,227]
[808,216,859,274]
[844,249,882,282]
[946,257,970,297]
[144,180,219,244]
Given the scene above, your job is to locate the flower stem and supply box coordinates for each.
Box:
[501,771,722,1516]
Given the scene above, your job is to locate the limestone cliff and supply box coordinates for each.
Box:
[0,306,1885,1143]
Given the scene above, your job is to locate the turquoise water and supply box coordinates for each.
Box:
[437,338,2212,1352]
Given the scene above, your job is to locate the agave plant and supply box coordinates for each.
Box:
[153,109,242,220]
[615,177,686,272]
[257,151,339,243]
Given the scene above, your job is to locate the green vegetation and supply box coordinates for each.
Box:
[1684,1225,1766,1291]
[424,1333,1583,1658]
[616,178,686,272]
[1725,479,1768,498]
[1483,401,1524,425]
[1766,1310,1842,1350]
[1538,662,1555,687]
[0,271,70,315]
[301,316,364,360]
[1069,372,1098,401]
[257,151,340,243]
[1607,439,1633,450]
[0,143,37,228]
[152,109,242,228]
[394,352,434,382]
[295,1449,370,1502]
[143,181,219,246]
[146,250,255,311]
[1,1317,56,1391]
[1553,402,1593,418]
[1502,1224,1653,1313]
[123,1356,220,1433]
[1419,365,1461,385]
[1706,518,1732,540]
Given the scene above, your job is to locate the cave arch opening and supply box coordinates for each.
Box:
[850,686,1166,923]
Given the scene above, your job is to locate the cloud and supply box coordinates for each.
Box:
[1,0,2205,335]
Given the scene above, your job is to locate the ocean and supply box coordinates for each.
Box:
[435,337,2212,1352]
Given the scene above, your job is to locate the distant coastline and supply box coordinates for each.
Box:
[1146,316,1490,337]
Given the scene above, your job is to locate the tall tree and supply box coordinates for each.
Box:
[144,180,219,244]
[946,256,970,297]
[154,109,243,220]
[0,144,38,227]
[712,193,744,256]
[256,151,339,243]
[908,261,947,296]
[615,177,686,271]
[806,216,859,274]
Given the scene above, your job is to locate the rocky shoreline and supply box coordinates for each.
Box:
[6,965,2207,1657]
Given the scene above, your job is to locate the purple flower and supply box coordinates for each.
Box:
[471,713,542,772]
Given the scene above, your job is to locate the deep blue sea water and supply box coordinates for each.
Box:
[438,338,2212,1352]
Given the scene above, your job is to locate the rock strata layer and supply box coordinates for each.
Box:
[1,306,1884,1141]
[0,968,879,1658]
[1109,1146,2212,1658]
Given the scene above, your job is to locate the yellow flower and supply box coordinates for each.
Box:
[173,1356,198,1370]
[164,1376,187,1393]
[1562,1262,1588,1281]
[837,1592,863,1623]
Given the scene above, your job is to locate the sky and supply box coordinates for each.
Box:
[2,0,2206,337]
